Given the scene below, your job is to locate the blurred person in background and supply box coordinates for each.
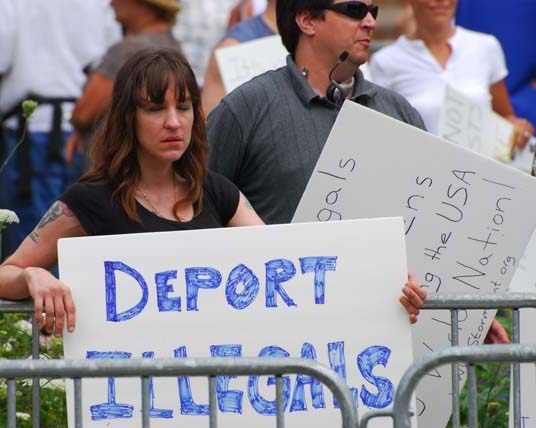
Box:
[455,0,536,145]
[369,0,534,150]
[227,0,269,29]
[173,0,240,87]
[64,0,183,171]
[0,0,120,260]
[202,0,277,115]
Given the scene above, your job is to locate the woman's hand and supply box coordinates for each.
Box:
[399,272,427,324]
[508,116,534,151]
[24,267,76,335]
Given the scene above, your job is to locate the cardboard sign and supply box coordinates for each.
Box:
[215,35,287,93]
[438,85,514,163]
[293,101,536,428]
[59,219,414,428]
[439,85,536,175]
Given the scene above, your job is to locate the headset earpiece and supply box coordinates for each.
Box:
[325,51,351,106]
[326,81,344,105]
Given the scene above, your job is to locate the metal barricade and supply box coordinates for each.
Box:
[0,357,358,428]
[391,345,536,428]
[0,298,40,428]
[359,292,536,428]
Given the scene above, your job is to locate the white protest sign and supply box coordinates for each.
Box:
[509,229,536,428]
[438,85,514,163]
[215,35,287,93]
[59,219,414,428]
[510,227,536,292]
[292,100,536,428]
[439,85,536,174]
[510,308,536,428]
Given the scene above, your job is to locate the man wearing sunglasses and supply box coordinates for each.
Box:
[207,0,426,225]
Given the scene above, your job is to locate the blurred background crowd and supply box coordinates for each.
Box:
[1,0,535,259]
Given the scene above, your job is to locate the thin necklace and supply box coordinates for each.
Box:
[138,176,177,217]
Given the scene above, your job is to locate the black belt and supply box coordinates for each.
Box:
[0,95,76,198]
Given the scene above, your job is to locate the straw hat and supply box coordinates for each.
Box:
[142,0,180,14]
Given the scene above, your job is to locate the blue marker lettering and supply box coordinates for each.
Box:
[174,347,209,415]
[328,342,358,408]
[225,264,260,310]
[105,261,149,322]
[210,345,243,413]
[265,259,297,308]
[86,351,133,420]
[299,257,337,304]
[290,343,325,412]
[155,270,181,312]
[357,345,394,408]
[185,267,222,311]
[248,346,291,415]
[142,352,173,418]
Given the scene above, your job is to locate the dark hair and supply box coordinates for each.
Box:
[82,48,207,223]
[276,0,329,57]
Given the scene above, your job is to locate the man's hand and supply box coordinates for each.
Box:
[484,319,510,344]
[399,272,427,324]
[64,130,83,167]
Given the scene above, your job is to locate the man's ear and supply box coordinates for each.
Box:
[295,9,317,36]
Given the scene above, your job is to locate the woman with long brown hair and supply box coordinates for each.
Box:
[0,48,265,335]
[0,48,426,336]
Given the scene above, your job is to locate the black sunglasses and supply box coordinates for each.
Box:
[323,1,379,20]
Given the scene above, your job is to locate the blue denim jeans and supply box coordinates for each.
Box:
[0,128,82,260]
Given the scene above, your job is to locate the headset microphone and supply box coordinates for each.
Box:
[326,51,354,106]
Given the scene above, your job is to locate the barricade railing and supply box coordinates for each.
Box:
[359,292,536,428]
[392,344,536,428]
[0,298,39,428]
[4,292,536,428]
[0,357,358,428]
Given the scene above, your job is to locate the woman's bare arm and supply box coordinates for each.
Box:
[0,201,87,333]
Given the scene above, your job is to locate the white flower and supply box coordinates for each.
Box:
[0,342,12,352]
[41,378,66,390]
[14,319,32,335]
[0,209,20,226]
[16,412,31,421]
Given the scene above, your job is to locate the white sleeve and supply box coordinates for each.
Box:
[0,0,17,74]
[487,35,508,84]
[368,52,394,89]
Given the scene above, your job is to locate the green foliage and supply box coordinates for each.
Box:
[451,310,512,428]
[0,313,67,428]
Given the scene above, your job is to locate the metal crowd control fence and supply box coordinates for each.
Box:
[359,292,536,428]
[0,298,39,428]
[4,292,536,428]
[0,357,357,428]
[360,345,536,428]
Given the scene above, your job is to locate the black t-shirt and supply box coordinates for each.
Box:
[59,172,240,236]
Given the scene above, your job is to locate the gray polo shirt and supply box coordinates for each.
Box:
[207,55,425,224]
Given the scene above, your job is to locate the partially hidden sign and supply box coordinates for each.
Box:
[59,219,414,428]
[438,85,514,163]
[293,100,536,428]
[215,35,287,94]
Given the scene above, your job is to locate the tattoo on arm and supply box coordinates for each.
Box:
[29,201,74,243]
